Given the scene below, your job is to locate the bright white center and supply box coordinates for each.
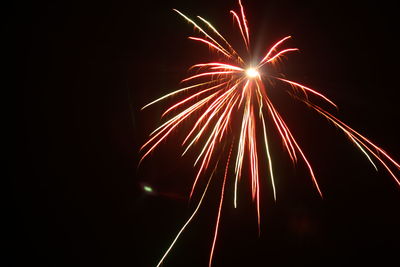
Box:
[246,68,259,78]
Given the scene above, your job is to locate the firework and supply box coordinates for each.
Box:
[140,1,400,266]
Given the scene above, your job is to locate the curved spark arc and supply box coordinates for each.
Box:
[230,10,249,51]
[259,35,292,65]
[155,163,219,267]
[209,143,234,267]
[141,80,219,110]
[188,37,233,58]
[264,48,299,63]
[197,16,245,64]
[238,0,250,45]
[275,77,338,108]
[140,1,400,266]
[173,9,233,60]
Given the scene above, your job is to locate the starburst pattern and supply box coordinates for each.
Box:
[139,1,400,266]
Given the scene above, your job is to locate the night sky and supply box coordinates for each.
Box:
[14,1,400,266]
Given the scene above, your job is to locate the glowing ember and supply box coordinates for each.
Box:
[143,185,153,193]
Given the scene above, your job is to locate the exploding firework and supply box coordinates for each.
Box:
[139,1,400,266]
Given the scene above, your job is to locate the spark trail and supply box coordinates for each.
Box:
[140,1,400,266]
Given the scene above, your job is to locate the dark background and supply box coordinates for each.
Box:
[13,0,400,266]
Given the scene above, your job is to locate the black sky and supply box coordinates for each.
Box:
[14,0,400,266]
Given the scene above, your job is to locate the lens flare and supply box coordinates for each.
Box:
[139,1,400,266]
[245,67,259,78]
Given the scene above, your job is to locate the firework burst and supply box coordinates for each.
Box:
[140,1,400,266]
